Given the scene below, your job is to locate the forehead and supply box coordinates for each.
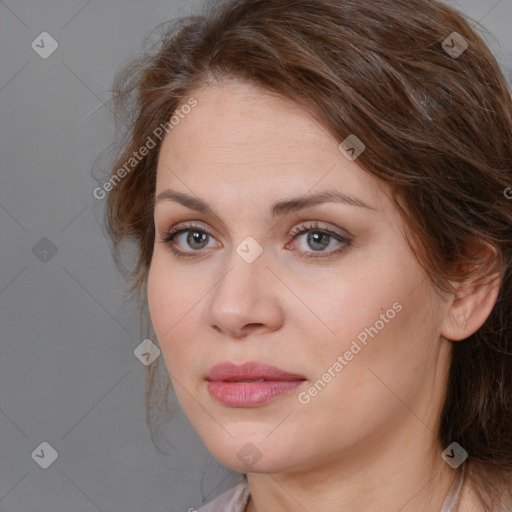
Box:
[155,79,387,211]
[162,80,331,160]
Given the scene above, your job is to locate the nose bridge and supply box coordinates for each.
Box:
[212,239,267,310]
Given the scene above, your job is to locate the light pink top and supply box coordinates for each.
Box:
[197,480,250,512]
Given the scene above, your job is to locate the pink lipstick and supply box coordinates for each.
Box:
[205,361,306,407]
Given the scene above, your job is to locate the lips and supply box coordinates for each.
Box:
[206,361,306,382]
[205,362,306,407]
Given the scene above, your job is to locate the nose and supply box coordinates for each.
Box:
[204,248,284,339]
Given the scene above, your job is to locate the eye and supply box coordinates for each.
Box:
[286,221,351,258]
[159,222,219,258]
[158,220,351,259]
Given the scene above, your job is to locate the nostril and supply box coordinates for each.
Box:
[246,323,263,330]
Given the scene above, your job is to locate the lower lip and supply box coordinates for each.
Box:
[207,380,305,407]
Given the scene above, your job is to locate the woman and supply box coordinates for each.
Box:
[103,0,512,510]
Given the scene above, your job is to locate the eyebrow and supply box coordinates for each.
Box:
[154,188,374,217]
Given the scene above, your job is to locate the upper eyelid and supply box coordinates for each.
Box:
[154,200,361,235]
[164,220,345,237]
[162,221,350,250]
[165,221,216,238]
[289,220,347,236]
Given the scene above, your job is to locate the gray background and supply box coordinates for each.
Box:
[0,1,511,511]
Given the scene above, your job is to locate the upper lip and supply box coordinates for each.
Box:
[205,362,306,382]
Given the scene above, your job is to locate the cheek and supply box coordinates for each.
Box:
[147,258,183,362]
[295,254,436,393]
[147,256,206,376]
[294,310,422,443]
[295,266,408,357]
[300,278,439,418]
[147,260,168,336]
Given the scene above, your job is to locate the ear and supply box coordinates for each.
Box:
[441,242,501,342]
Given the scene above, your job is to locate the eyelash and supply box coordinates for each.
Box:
[159,221,351,259]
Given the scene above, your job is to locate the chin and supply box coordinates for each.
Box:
[197,426,305,474]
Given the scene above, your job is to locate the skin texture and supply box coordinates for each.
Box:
[147,79,500,512]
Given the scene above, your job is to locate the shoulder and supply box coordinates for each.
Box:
[460,464,512,512]
[196,479,250,512]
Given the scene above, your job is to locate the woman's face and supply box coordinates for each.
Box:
[147,79,453,475]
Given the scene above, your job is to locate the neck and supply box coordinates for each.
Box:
[245,417,460,512]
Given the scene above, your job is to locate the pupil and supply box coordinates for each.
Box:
[188,231,207,248]
[308,232,329,250]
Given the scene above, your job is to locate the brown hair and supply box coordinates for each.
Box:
[103,0,512,507]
